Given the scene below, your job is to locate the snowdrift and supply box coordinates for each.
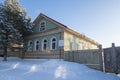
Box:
[0,57,119,80]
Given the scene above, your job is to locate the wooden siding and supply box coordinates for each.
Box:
[33,17,58,33]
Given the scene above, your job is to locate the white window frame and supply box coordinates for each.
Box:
[50,37,57,50]
[34,40,40,51]
[39,21,46,32]
[42,38,47,51]
[28,40,33,51]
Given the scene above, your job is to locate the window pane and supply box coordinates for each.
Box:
[44,44,46,50]
[37,41,39,44]
[30,42,32,45]
[44,40,47,42]
[52,38,56,41]
[36,45,39,50]
[52,43,55,49]
[28,41,33,51]
[40,22,45,31]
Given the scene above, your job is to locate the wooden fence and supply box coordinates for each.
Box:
[104,43,120,73]
[4,43,120,73]
[5,47,103,71]
[64,49,102,70]
[8,51,20,57]
[23,50,64,59]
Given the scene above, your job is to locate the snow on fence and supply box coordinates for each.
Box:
[64,49,103,70]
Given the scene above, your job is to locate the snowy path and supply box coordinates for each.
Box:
[0,57,120,80]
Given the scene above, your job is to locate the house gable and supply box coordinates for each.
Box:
[32,17,59,33]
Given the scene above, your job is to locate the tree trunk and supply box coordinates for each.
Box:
[3,46,7,61]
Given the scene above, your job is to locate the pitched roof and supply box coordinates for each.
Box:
[33,13,68,29]
[33,13,99,46]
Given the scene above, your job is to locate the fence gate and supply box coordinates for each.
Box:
[116,47,120,73]
[104,45,120,73]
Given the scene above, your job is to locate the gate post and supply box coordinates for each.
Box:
[99,45,105,72]
[111,43,117,73]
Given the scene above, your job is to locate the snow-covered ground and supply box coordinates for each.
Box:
[0,57,120,80]
[118,74,120,77]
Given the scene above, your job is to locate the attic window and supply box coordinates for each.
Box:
[40,21,46,31]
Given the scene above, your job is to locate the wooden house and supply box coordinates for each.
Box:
[23,13,99,58]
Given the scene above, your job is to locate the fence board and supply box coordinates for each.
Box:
[64,49,102,70]
[23,50,64,59]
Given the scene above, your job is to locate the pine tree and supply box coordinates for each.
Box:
[0,0,33,61]
[0,4,20,61]
[5,0,25,14]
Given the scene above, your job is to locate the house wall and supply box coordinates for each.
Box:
[24,33,61,51]
[24,16,64,52]
[64,32,98,51]
[33,17,58,33]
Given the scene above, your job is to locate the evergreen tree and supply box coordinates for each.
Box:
[4,0,32,36]
[0,4,20,61]
[0,0,33,61]
[5,0,25,14]
[5,1,33,37]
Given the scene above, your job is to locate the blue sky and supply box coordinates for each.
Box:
[1,0,120,48]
